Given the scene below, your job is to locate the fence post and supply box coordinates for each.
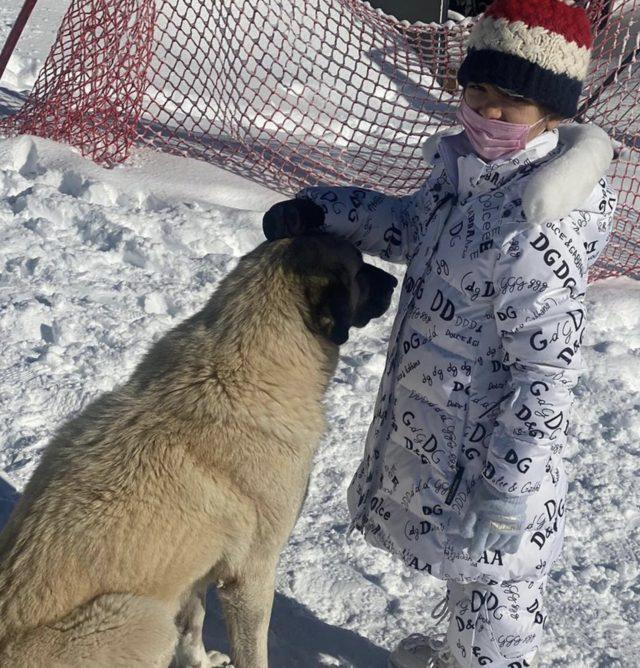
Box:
[0,0,39,82]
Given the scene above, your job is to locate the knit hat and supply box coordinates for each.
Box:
[457,0,593,118]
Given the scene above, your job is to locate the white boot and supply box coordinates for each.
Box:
[388,636,539,668]
[388,634,459,668]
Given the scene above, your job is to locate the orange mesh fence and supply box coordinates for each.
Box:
[1,0,638,280]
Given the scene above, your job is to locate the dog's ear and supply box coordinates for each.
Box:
[305,279,351,345]
[284,236,356,345]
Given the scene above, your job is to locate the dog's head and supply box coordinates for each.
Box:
[281,234,398,345]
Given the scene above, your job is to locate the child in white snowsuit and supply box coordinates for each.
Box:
[263,1,617,666]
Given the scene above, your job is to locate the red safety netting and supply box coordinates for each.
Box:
[1,0,638,280]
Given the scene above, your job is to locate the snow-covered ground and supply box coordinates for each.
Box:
[1,2,639,667]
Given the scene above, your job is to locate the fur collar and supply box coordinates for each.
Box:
[522,124,613,222]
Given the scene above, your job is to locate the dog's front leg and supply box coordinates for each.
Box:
[172,580,233,668]
[218,561,276,668]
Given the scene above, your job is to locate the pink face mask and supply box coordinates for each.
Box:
[456,99,547,162]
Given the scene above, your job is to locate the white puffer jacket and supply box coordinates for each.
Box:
[299,125,617,584]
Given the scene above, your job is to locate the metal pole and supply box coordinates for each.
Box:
[367,0,449,24]
[0,0,39,82]
[597,0,614,34]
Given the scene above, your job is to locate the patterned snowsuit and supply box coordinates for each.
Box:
[299,127,616,666]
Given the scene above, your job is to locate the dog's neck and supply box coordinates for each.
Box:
[197,257,338,402]
[126,243,340,431]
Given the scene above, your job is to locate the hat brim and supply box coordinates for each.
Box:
[458,48,583,118]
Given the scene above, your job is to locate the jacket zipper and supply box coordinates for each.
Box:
[445,463,464,506]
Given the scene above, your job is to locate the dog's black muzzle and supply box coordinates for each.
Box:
[352,263,398,327]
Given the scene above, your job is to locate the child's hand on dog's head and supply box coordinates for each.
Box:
[263,198,325,240]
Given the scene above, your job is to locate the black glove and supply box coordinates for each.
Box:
[262,198,325,241]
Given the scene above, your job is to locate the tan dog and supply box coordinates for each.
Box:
[0,235,397,668]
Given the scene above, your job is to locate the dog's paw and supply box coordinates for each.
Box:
[170,647,232,668]
[207,650,234,667]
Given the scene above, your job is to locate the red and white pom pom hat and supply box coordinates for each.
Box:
[457,0,593,118]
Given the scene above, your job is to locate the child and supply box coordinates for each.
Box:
[263,1,617,666]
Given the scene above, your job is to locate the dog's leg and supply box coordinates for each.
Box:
[218,562,277,668]
[172,582,208,667]
[0,593,177,668]
[172,580,233,668]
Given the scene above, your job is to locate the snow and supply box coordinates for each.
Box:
[1,2,639,667]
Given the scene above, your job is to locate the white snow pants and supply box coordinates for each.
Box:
[446,577,546,668]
